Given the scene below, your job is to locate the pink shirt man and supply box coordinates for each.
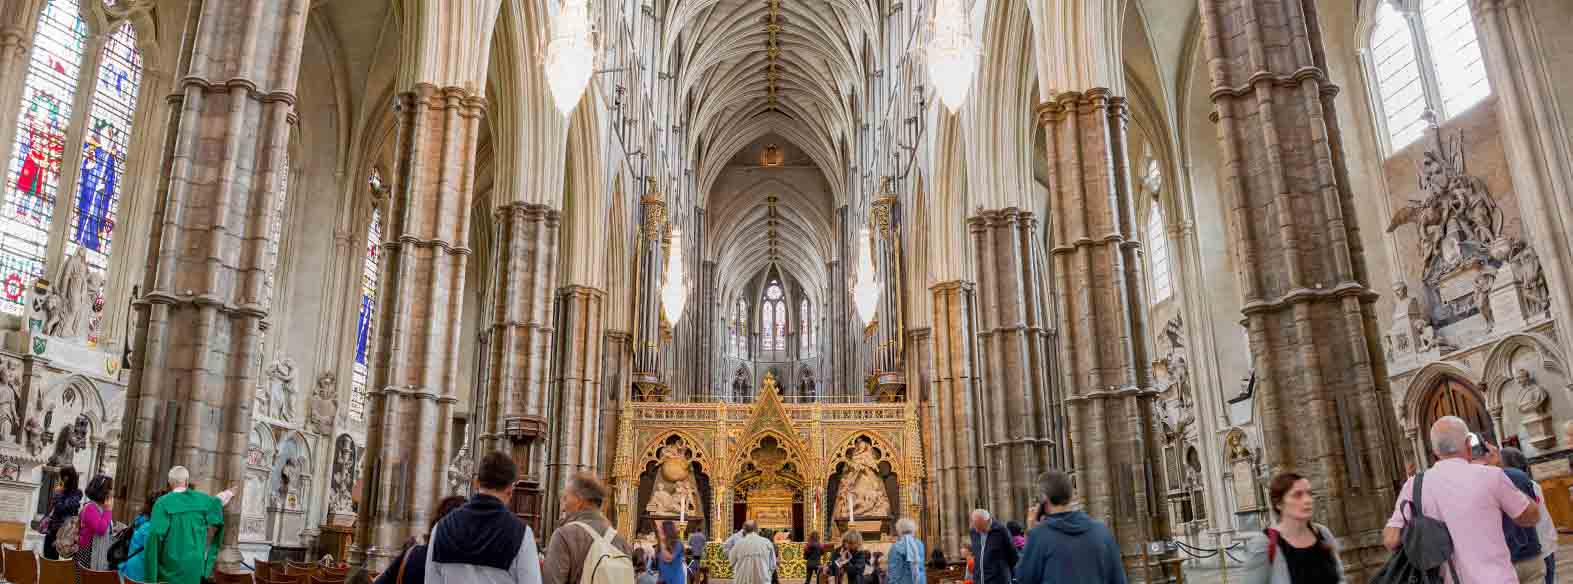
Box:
[1385,458,1534,584]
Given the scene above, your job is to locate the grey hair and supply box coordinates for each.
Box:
[168,466,190,487]
[1429,416,1468,457]
[743,520,758,534]
[895,518,917,536]
[970,509,990,522]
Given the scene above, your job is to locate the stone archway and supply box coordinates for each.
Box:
[1417,375,1494,463]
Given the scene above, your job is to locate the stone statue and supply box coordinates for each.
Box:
[43,249,100,341]
[731,367,750,400]
[446,453,473,496]
[645,440,700,517]
[267,359,297,422]
[1388,126,1505,283]
[47,414,90,468]
[834,439,891,520]
[327,434,359,518]
[1473,272,1496,332]
[1516,368,1549,415]
[0,358,23,443]
[23,416,43,456]
[308,373,338,435]
[800,368,815,396]
[1510,243,1551,318]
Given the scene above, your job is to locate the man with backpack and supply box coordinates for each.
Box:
[426,452,542,583]
[543,471,634,584]
[1382,416,1541,583]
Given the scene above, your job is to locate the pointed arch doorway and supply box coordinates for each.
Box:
[1417,375,1494,464]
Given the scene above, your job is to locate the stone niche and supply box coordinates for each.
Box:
[239,424,314,554]
[1491,339,1571,456]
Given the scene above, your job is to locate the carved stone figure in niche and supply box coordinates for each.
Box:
[1516,368,1549,415]
[800,368,815,397]
[23,416,43,456]
[47,413,89,468]
[0,358,23,443]
[308,373,337,435]
[327,434,359,518]
[267,359,297,423]
[834,438,891,520]
[271,437,307,510]
[1510,243,1551,319]
[446,453,473,496]
[1474,273,1496,332]
[732,367,750,400]
[29,250,105,342]
[1388,123,1506,283]
[645,439,700,517]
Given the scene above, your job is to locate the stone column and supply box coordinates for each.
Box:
[928,280,984,555]
[1473,0,1573,354]
[600,329,632,470]
[966,208,1060,517]
[355,84,486,568]
[631,180,667,399]
[829,207,851,399]
[1038,89,1169,578]
[118,0,308,571]
[670,210,705,400]
[545,284,603,521]
[1200,0,1404,575]
[699,259,718,398]
[478,202,560,517]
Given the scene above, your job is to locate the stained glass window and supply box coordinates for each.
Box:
[65,22,140,272]
[762,281,785,351]
[2,0,86,314]
[799,299,810,354]
[350,188,383,423]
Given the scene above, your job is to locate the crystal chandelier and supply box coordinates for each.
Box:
[662,229,689,323]
[545,0,595,116]
[852,227,880,323]
[927,0,977,112]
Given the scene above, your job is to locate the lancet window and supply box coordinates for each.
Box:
[349,175,384,423]
[1366,0,1491,152]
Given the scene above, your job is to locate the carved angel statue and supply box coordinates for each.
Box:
[267,359,297,422]
[1387,127,1505,281]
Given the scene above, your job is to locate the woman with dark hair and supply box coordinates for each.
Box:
[1005,521,1026,552]
[655,520,686,584]
[1242,472,1343,583]
[119,490,167,582]
[41,465,81,560]
[373,495,467,584]
[77,474,114,570]
[803,532,824,584]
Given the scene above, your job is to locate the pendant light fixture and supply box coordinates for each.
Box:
[545,0,595,115]
[927,0,978,112]
[662,229,688,323]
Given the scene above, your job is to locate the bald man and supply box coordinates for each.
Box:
[1383,416,1540,583]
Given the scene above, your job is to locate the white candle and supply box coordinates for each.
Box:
[847,494,854,524]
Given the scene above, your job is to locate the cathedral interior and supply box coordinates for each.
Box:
[0,0,1569,581]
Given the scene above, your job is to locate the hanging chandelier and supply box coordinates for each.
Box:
[852,227,880,323]
[662,229,689,323]
[927,0,977,112]
[545,0,595,116]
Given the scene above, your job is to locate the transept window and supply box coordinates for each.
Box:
[762,281,785,351]
[3,0,85,314]
[1146,206,1172,304]
[1366,0,1490,153]
[799,298,810,354]
[350,181,383,423]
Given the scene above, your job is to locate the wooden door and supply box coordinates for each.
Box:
[1420,376,1493,463]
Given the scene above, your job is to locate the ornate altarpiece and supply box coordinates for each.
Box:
[611,373,922,576]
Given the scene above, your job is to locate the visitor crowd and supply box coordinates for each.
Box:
[21,415,1565,584]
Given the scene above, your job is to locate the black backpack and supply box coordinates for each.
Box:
[106,524,136,569]
[1371,472,1459,584]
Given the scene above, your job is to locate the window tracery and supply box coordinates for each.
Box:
[1366,0,1490,153]
[799,298,810,354]
[349,177,383,423]
[762,280,785,351]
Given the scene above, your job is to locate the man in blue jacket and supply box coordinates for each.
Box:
[968,509,1016,584]
[1015,470,1127,584]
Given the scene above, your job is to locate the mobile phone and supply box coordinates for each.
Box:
[1468,432,1489,459]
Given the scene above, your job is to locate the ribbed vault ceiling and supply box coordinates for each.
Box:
[708,138,834,310]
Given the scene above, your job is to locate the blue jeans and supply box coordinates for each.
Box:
[1545,554,1555,584]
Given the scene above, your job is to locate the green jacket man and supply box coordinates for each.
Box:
[146,466,235,584]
